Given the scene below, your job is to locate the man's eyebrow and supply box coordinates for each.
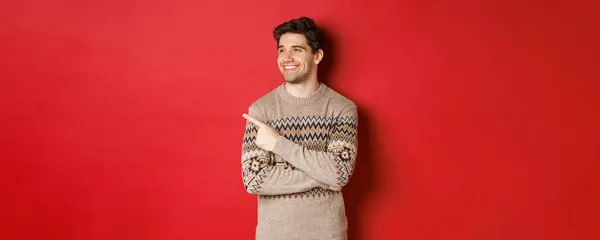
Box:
[278,45,307,50]
[291,45,307,50]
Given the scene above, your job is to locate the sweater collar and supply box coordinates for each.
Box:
[277,82,329,104]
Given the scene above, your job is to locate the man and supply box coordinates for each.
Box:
[241,16,358,240]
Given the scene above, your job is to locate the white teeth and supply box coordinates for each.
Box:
[284,66,297,69]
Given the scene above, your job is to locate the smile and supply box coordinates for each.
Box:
[283,65,299,72]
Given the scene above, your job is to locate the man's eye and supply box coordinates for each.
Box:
[293,49,301,52]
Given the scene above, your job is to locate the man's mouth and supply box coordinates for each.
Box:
[283,65,299,72]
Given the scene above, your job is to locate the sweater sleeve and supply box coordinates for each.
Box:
[241,106,329,195]
[271,104,358,187]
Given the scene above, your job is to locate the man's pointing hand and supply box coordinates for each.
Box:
[243,113,281,152]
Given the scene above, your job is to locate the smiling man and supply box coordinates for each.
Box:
[240,17,358,240]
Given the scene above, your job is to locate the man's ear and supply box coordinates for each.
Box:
[314,49,324,64]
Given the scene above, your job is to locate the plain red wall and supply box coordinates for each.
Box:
[1,0,598,239]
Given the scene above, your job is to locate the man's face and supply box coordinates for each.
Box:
[277,33,321,84]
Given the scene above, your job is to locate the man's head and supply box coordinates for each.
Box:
[273,17,324,84]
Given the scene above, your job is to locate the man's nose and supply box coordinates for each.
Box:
[281,51,293,61]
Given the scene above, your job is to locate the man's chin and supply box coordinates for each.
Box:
[281,71,310,83]
[282,76,299,83]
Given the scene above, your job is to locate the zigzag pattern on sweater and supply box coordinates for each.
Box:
[259,187,341,200]
[242,115,357,196]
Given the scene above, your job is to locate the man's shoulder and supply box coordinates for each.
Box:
[325,84,357,110]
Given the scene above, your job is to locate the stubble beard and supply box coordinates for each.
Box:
[282,72,309,84]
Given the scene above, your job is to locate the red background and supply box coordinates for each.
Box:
[1,0,598,239]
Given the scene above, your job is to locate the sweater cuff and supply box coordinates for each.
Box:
[272,136,295,162]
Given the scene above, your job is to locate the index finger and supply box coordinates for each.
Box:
[242,113,265,127]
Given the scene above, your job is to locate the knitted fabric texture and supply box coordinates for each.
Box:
[241,83,358,240]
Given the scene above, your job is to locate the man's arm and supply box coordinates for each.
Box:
[271,104,358,188]
[241,107,331,195]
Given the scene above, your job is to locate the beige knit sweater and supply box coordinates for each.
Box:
[241,83,358,240]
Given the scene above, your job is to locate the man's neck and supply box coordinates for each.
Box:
[284,79,321,98]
